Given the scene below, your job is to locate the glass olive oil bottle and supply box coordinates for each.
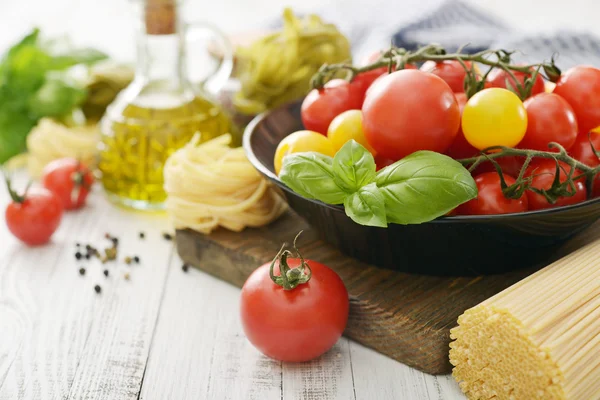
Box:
[99,0,232,210]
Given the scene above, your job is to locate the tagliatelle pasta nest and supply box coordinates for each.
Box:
[163,133,287,234]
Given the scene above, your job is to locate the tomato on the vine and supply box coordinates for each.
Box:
[570,132,600,197]
[524,159,587,210]
[327,110,375,154]
[4,179,63,246]
[301,79,362,135]
[473,155,525,178]
[486,67,545,98]
[445,93,479,159]
[519,93,578,151]
[456,172,528,215]
[461,88,527,150]
[553,66,600,135]
[240,237,349,362]
[352,51,416,101]
[42,158,94,210]
[274,130,335,175]
[362,69,460,160]
[420,60,472,93]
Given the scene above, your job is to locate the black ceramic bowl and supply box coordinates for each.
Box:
[243,100,600,276]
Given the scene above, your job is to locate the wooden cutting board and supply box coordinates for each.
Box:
[175,212,600,375]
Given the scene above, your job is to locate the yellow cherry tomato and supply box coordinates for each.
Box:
[327,110,376,154]
[462,88,528,150]
[274,130,335,175]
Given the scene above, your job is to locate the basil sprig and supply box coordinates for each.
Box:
[280,140,477,227]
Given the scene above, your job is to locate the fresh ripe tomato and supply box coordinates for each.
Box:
[327,110,375,154]
[456,172,528,215]
[362,69,460,160]
[240,249,349,362]
[486,67,545,98]
[473,155,525,178]
[445,93,479,159]
[570,132,600,197]
[553,66,600,134]
[5,183,63,246]
[519,93,578,151]
[42,158,94,210]
[375,154,395,171]
[301,79,362,135]
[352,51,416,101]
[462,88,527,150]
[274,130,335,175]
[524,159,587,210]
[420,60,472,93]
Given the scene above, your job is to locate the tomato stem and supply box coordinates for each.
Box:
[2,170,30,204]
[457,143,600,203]
[310,43,561,100]
[269,231,312,290]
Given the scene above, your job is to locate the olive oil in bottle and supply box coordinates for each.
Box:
[99,0,233,210]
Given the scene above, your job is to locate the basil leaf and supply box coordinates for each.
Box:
[49,48,109,70]
[280,152,349,204]
[376,151,477,224]
[28,78,87,118]
[344,183,387,227]
[332,140,376,192]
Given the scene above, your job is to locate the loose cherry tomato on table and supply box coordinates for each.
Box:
[445,93,479,159]
[4,177,63,246]
[301,79,362,135]
[519,93,578,151]
[240,235,349,362]
[274,130,335,175]
[362,69,460,161]
[524,159,587,210]
[569,132,600,197]
[420,60,473,93]
[553,66,600,135]
[327,110,375,154]
[461,88,527,150]
[456,172,528,215]
[42,158,94,210]
[485,67,545,98]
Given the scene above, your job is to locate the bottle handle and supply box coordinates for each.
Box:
[185,21,233,95]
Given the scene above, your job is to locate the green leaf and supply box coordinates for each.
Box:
[28,78,87,118]
[343,183,387,227]
[332,140,376,192]
[0,110,36,164]
[279,152,349,204]
[376,151,477,224]
[48,48,109,70]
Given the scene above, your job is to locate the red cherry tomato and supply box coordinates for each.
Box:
[240,250,349,362]
[362,69,460,160]
[42,158,94,210]
[473,155,525,178]
[374,154,395,171]
[445,93,480,159]
[519,93,578,151]
[486,67,545,98]
[524,159,587,210]
[420,60,472,93]
[301,79,363,135]
[456,172,528,215]
[352,51,416,101]
[553,66,600,134]
[570,132,600,197]
[5,182,63,246]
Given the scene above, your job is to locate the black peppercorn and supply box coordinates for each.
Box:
[182,264,189,272]
[75,252,82,260]
[139,232,145,239]
[163,232,173,241]
[85,253,91,260]
[94,285,101,293]
[111,237,119,246]
[79,267,86,275]
[133,256,140,264]
[103,269,109,277]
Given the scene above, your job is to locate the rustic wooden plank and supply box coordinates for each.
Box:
[282,338,356,400]
[176,211,600,375]
[139,256,282,400]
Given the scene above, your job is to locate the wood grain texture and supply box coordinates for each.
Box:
[176,211,600,375]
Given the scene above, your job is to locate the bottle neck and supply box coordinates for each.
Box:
[136,31,186,84]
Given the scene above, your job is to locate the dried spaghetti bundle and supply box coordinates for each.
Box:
[164,134,287,234]
[450,242,600,400]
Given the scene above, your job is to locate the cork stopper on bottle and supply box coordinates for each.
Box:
[145,0,177,35]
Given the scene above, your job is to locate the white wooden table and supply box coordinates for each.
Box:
[2,0,599,398]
